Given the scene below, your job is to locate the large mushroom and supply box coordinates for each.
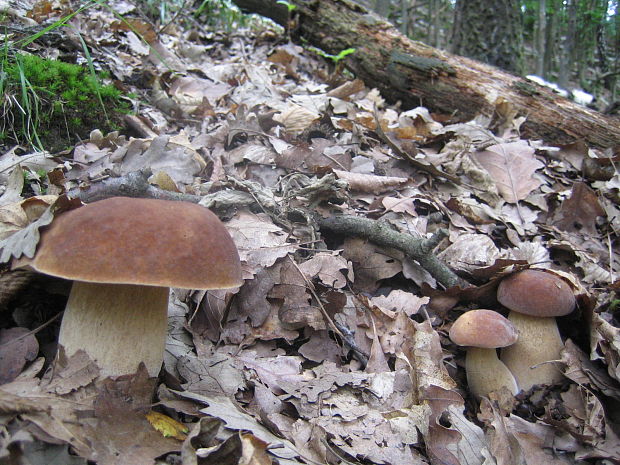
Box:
[449,309,519,399]
[21,197,242,378]
[497,269,575,391]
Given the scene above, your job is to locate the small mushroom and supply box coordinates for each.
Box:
[22,197,242,378]
[449,309,519,398]
[497,269,576,391]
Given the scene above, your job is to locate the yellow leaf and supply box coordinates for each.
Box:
[145,411,188,441]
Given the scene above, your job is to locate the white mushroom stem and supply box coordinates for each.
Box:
[57,282,169,378]
[465,347,519,399]
[500,312,564,391]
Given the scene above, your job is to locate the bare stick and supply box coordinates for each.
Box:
[67,170,201,204]
[318,215,465,288]
[68,172,465,287]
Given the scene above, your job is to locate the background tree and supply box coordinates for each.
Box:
[449,0,525,74]
[535,0,547,76]
[364,0,618,107]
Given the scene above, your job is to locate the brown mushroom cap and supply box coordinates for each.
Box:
[449,309,518,348]
[29,197,242,290]
[497,269,575,317]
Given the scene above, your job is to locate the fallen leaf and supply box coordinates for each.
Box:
[273,104,319,133]
[146,410,189,440]
[193,393,301,461]
[553,182,605,233]
[0,327,38,384]
[342,237,402,292]
[473,141,545,203]
[119,134,206,186]
[226,211,297,279]
[0,206,55,263]
[298,251,350,288]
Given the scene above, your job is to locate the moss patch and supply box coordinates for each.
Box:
[0,54,130,152]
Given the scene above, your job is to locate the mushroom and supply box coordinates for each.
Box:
[22,197,242,378]
[497,269,575,391]
[449,309,519,398]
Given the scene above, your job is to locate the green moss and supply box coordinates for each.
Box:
[0,54,131,152]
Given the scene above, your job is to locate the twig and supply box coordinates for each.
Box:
[333,321,368,367]
[69,172,466,288]
[318,215,467,288]
[67,170,201,204]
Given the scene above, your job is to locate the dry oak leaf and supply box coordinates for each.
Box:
[553,181,605,234]
[297,251,350,288]
[119,134,206,186]
[438,232,502,273]
[269,258,325,330]
[473,140,545,203]
[590,312,620,383]
[226,210,297,278]
[197,394,300,461]
[0,205,55,263]
[381,196,418,216]
[178,351,245,397]
[479,399,576,465]
[369,289,428,318]
[277,139,352,171]
[341,237,402,292]
[0,195,57,241]
[273,104,320,133]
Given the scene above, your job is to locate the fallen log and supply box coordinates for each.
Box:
[233,0,620,149]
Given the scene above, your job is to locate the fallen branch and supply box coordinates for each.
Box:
[68,172,465,288]
[67,171,201,204]
[318,215,465,288]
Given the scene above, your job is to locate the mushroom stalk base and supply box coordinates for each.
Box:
[465,347,519,399]
[500,312,564,391]
[58,282,169,378]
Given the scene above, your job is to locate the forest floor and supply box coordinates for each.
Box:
[0,1,619,465]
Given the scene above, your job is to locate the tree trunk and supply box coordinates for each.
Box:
[232,0,620,149]
[450,0,524,74]
[543,0,559,78]
[535,0,546,77]
[558,0,577,89]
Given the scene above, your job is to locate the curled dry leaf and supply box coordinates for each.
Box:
[0,195,57,241]
[273,104,320,133]
[334,169,409,194]
[438,233,502,274]
[342,237,402,292]
[590,312,620,383]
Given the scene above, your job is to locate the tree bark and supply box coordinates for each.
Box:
[232,0,620,149]
[535,0,546,77]
[451,0,524,74]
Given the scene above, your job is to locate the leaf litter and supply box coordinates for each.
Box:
[0,1,618,464]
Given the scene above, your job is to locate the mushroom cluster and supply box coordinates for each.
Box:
[449,309,518,398]
[21,197,243,378]
[449,269,576,399]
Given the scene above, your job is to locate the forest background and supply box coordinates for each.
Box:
[351,0,620,110]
